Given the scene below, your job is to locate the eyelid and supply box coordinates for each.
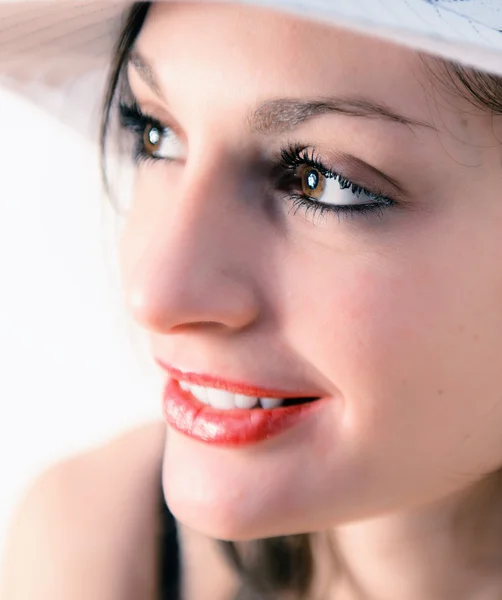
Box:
[321,150,406,201]
[122,81,405,201]
[123,82,186,144]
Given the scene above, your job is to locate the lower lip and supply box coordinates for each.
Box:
[162,378,327,447]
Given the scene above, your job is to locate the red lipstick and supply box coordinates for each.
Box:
[157,361,328,447]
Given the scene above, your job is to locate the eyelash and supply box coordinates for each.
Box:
[119,101,166,165]
[277,145,394,221]
[118,101,396,221]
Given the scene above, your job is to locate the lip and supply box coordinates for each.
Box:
[155,359,317,399]
[162,377,328,447]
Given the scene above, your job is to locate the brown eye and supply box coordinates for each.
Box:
[143,123,162,156]
[299,165,326,200]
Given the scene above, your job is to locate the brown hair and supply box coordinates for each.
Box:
[99,3,502,598]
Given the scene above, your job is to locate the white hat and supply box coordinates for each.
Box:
[2,0,502,139]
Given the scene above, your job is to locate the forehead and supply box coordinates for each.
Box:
[135,2,431,117]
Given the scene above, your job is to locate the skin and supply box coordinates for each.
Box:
[1,423,168,600]
[125,0,502,527]
[7,2,502,600]
[119,2,502,596]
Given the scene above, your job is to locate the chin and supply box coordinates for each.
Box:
[160,432,320,541]
[160,425,384,540]
[164,489,312,541]
[162,466,282,541]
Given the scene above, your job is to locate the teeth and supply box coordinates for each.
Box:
[234,394,259,409]
[178,381,281,410]
[260,397,283,409]
[188,384,209,404]
[179,381,190,392]
[206,388,235,410]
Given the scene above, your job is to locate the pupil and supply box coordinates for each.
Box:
[306,169,319,190]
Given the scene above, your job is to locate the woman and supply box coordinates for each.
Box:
[3,1,502,598]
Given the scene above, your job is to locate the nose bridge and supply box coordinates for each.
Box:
[125,159,262,333]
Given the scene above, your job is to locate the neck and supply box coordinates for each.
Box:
[322,473,502,600]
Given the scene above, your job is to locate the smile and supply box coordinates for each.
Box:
[163,377,326,447]
[178,381,319,410]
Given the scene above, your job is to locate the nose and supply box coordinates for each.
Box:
[121,163,262,335]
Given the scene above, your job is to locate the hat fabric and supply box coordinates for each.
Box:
[2,0,502,139]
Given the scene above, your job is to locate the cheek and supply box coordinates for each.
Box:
[119,171,172,289]
[279,245,433,388]
[118,175,147,278]
[280,232,502,472]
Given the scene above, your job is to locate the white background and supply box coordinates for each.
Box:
[0,87,163,564]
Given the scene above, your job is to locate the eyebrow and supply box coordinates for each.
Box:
[248,97,436,134]
[129,51,165,100]
[128,50,436,134]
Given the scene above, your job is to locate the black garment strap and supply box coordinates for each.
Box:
[158,491,181,600]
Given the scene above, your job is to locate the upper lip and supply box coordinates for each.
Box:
[155,358,320,399]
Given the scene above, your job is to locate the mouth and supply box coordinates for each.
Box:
[158,362,328,446]
[178,380,320,410]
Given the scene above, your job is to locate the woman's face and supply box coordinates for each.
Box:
[120,2,502,540]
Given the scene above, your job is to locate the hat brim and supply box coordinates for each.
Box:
[2,0,502,140]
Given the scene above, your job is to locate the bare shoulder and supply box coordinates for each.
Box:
[1,421,166,600]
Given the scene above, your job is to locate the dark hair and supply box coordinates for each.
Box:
[99,3,502,598]
[99,2,151,201]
